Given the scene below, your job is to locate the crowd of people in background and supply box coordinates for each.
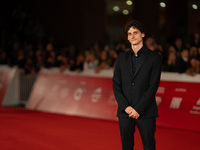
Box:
[145,35,200,76]
[0,5,200,76]
[0,35,200,77]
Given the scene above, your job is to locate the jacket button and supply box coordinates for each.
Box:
[132,83,134,85]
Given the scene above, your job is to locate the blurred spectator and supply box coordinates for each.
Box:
[174,38,183,55]
[167,45,176,53]
[0,50,7,64]
[17,50,26,69]
[191,33,200,47]
[35,50,44,72]
[67,45,78,60]
[198,47,200,60]
[84,52,98,70]
[24,57,36,74]
[107,49,118,68]
[145,36,157,51]
[163,51,177,72]
[92,42,101,59]
[175,48,189,73]
[95,50,110,73]
[114,42,126,55]
[145,36,163,58]
[45,43,54,53]
[58,55,69,73]
[189,46,198,58]
[70,54,84,72]
[44,51,57,68]
[186,57,200,76]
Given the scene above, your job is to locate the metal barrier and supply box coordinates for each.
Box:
[19,71,37,105]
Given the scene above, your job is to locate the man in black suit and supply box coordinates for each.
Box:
[112,20,161,150]
[175,48,189,73]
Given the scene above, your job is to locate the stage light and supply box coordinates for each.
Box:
[113,6,120,12]
[192,4,198,10]
[160,2,166,8]
[122,9,129,15]
[126,0,133,6]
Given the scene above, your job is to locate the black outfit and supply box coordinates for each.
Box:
[162,61,176,72]
[112,46,161,150]
[175,57,188,73]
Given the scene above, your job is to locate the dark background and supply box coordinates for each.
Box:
[0,0,199,48]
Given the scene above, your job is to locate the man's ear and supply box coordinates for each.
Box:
[142,33,145,38]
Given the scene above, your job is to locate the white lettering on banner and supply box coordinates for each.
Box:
[91,87,102,103]
[108,93,117,105]
[0,83,3,89]
[192,106,200,110]
[196,98,200,105]
[189,110,200,115]
[60,88,69,99]
[189,98,200,115]
[156,96,162,106]
[175,88,186,92]
[74,88,84,101]
[157,87,165,94]
[170,97,182,109]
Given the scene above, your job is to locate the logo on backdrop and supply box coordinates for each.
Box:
[156,96,162,106]
[157,87,165,94]
[190,98,200,115]
[170,97,182,109]
[91,87,102,103]
[108,92,117,105]
[73,88,85,101]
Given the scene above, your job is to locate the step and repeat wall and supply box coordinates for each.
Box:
[1,66,200,132]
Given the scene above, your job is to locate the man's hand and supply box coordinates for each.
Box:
[129,109,140,119]
[125,106,133,115]
[125,106,140,119]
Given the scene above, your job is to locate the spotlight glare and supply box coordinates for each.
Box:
[160,2,166,8]
[126,0,133,6]
[192,4,198,10]
[113,6,120,12]
[122,10,129,15]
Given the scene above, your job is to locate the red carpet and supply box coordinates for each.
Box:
[0,106,200,150]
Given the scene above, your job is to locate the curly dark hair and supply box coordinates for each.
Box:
[124,20,145,36]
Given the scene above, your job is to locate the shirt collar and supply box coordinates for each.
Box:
[131,46,144,57]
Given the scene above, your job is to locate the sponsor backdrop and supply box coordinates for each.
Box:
[26,69,200,132]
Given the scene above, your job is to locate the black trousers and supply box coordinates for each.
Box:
[118,117,156,150]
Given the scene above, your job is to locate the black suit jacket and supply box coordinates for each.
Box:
[175,57,187,73]
[112,46,161,118]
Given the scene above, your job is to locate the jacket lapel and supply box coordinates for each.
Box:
[126,50,134,78]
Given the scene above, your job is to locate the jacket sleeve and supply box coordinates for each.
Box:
[134,53,161,115]
[112,56,130,111]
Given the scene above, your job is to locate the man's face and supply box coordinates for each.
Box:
[127,27,145,46]
[181,49,189,58]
